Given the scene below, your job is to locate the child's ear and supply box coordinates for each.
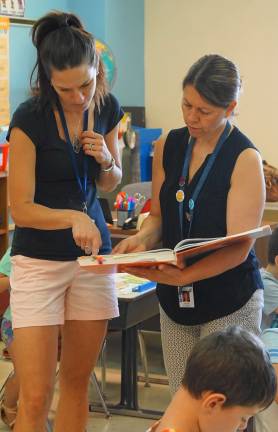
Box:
[202,392,226,411]
[274,255,278,266]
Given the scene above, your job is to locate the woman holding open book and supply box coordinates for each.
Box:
[114,54,265,394]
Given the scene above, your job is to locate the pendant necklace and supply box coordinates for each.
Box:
[71,115,82,154]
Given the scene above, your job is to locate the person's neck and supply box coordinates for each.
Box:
[195,121,229,152]
[266,263,278,280]
[158,388,201,432]
[60,99,94,116]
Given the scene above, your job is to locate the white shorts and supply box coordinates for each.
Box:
[10,255,119,329]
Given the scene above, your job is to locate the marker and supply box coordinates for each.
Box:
[92,255,104,264]
[132,281,156,292]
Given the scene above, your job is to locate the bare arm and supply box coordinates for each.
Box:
[135,137,165,248]
[97,124,122,192]
[0,274,9,294]
[113,136,165,253]
[274,364,278,404]
[125,148,266,286]
[81,124,122,192]
[9,127,102,253]
[178,147,265,284]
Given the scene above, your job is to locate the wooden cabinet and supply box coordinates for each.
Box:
[0,172,8,258]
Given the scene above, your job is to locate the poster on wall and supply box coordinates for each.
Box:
[0,0,25,17]
[0,16,10,126]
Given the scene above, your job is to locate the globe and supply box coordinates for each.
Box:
[96,39,117,89]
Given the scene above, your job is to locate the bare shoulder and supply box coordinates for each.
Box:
[9,127,35,149]
[235,147,262,166]
[232,148,263,179]
[153,134,167,153]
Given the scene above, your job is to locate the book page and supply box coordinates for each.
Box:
[174,236,220,252]
[175,225,272,263]
[174,225,272,253]
[79,248,175,267]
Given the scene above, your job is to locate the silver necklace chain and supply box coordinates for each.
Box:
[69,114,82,154]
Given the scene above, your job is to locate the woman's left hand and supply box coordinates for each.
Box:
[121,264,188,287]
[81,130,112,167]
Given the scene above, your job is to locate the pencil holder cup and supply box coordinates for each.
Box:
[117,210,135,227]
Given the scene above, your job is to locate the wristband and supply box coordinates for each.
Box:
[101,156,115,172]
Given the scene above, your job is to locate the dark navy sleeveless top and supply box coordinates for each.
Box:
[157,126,263,325]
[7,94,123,261]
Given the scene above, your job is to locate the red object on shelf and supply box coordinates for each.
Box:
[0,142,9,171]
[140,198,151,213]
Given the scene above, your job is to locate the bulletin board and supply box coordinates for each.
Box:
[0,16,9,126]
[0,0,25,18]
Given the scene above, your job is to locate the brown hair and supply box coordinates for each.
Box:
[182,326,276,409]
[182,54,241,108]
[30,10,108,110]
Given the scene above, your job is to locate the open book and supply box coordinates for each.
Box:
[78,225,272,273]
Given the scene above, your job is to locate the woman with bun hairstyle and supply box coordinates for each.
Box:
[114,54,265,395]
[7,10,123,431]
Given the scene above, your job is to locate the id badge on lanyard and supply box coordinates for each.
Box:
[178,285,195,308]
[176,121,232,309]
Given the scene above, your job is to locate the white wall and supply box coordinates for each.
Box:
[145,0,278,165]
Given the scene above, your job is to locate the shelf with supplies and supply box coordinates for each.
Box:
[0,171,8,258]
[263,202,278,223]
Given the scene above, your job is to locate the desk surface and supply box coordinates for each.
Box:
[113,273,158,330]
[115,273,156,302]
[108,223,138,237]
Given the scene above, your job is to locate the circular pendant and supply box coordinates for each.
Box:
[176,189,185,203]
[189,198,194,210]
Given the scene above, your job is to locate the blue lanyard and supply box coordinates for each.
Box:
[56,99,90,212]
[178,121,232,238]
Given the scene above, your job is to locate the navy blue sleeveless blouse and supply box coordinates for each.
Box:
[157,126,263,325]
[7,94,123,261]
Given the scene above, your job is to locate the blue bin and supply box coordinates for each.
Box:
[0,129,7,144]
[133,127,162,181]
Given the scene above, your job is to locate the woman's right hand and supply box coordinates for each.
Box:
[71,212,102,255]
[112,234,147,254]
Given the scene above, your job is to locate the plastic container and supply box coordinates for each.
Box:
[0,142,9,171]
[117,209,135,227]
[133,127,162,181]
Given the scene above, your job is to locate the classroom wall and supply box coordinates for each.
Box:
[8,0,144,116]
[145,0,278,165]
[105,0,144,106]
[9,0,68,114]
[67,0,145,106]
[67,0,106,41]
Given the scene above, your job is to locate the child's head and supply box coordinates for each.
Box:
[268,226,278,265]
[182,326,276,432]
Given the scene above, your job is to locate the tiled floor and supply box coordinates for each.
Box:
[0,333,171,431]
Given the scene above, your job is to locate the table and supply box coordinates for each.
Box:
[89,281,161,419]
[108,223,138,237]
[102,219,278,418]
